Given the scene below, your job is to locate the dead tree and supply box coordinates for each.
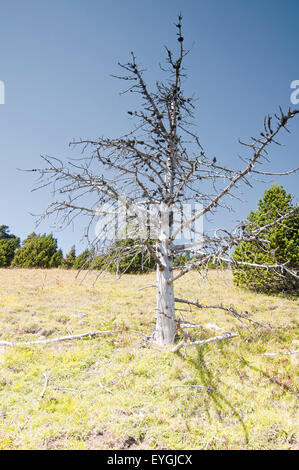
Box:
[32,16,299,346]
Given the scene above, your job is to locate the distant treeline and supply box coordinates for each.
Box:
[1,185,298,293]
[0,226,223,273]
[0,227,157,273]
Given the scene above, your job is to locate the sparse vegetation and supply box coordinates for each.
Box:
[0,268,298,450]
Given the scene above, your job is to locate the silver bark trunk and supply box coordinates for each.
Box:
[154,203,176,346]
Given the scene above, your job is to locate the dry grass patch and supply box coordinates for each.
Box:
[0,268,298,449]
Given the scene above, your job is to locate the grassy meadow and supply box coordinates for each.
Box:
[0,268,298,450]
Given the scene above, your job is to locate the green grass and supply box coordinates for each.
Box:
[0,268,298,449]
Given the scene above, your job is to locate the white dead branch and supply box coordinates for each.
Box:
[171,332,238,353]
[264,350,299,356]
[40,373,49,398]
[0,329,150,347]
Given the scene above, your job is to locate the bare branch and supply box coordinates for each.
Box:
[171,332,238,353]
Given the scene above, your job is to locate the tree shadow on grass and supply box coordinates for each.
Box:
[188,346,249,445]
[236,356,298,396]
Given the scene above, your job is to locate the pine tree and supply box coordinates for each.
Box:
[232,185,299,293]
[0,225,20,267]
[73,249,91,270]
[61,245,76,269]
[106,238,155,274]
[12,233,63,268]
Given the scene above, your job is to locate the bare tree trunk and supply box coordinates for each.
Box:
[155,251,176,346]
[155,204,176,346]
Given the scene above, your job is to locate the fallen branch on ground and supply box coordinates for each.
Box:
[264,350,299,356]
[171,332,238,353]
[54,386,83,395]
[173,384,217,392]
[98,380,113,394]
[179,325,204,330]
[0,329,151,347]
[40,373,49,398]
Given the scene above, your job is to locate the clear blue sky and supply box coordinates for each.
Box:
[1,0,298,255]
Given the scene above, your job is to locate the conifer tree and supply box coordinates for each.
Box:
[73,249,91,270]
[62,245,76,269]
[233,185,299,293]
[12,233,63,268]
[0,225,20,267]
